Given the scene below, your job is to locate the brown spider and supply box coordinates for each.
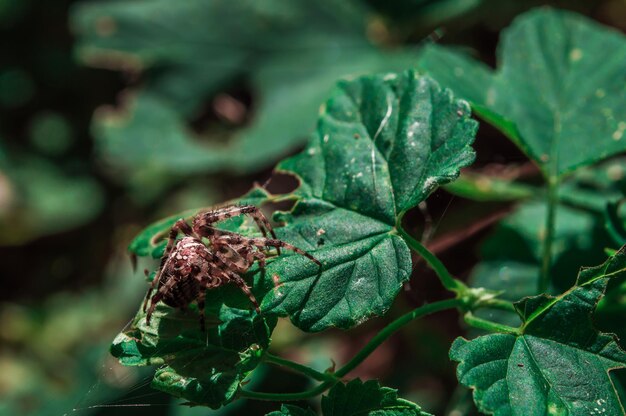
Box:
[142,204,321,331]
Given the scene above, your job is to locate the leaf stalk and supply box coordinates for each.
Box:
[539,175,559,293]
[263,352,338,382]
[395,213,467,294]
[463,312,520,335]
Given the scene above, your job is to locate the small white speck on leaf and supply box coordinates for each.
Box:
[569,48,583,62]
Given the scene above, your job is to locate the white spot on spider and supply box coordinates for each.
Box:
[307,148,316,156]
[323,134,329,143]
[316,229,326,236]
[569,48,583,62]
[355,172,363,178]
[383,73,397,81]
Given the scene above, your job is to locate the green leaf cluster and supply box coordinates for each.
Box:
[114,6,626,414]
[453,248,626,415]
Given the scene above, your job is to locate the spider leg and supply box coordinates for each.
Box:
[161,219,194,264]
[197,290,206,332]
[150,219,194,295]
[230,273,260,313]
[251,251,266,270]
[142,269,158,312]
[195,261,260,314]
[145,273,180,325]
[195,205,280,253]
[215,235,321,267]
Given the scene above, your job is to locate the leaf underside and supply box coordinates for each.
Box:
[111,303,275,407]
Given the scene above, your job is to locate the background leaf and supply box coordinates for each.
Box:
[71,0,421,186]
[0,152,104,245]
[452,248,626,415]
[469,160,624,328]
[419,8,626,177]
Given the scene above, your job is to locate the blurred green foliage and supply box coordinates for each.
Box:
[2,0,626,415]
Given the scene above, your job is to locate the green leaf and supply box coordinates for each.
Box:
[0,153,104,245]
[443,171,535,201]
[321,379,431,415]
[419,8,626,177]
[476,200,607,290]
[111,303,275,407]
[558,157,626,213]
[249,70,476,331]
[267,404,317,416]
[452,247,626,415]
[71,0,421,184]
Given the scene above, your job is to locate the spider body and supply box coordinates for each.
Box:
[142,205,320,331]
[156,237,210,309]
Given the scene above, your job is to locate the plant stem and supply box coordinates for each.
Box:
[464,312,520,335]
[335,298,463,377]
[239,383,330,402]
[539,175,559,293]
[480,298,516,312]
[239,298,464,401]
[263,352,337,382]
[396,215,466,293]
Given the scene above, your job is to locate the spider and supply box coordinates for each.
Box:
[142,204,321,331]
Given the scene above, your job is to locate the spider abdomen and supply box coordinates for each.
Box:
[161,275,202,308]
